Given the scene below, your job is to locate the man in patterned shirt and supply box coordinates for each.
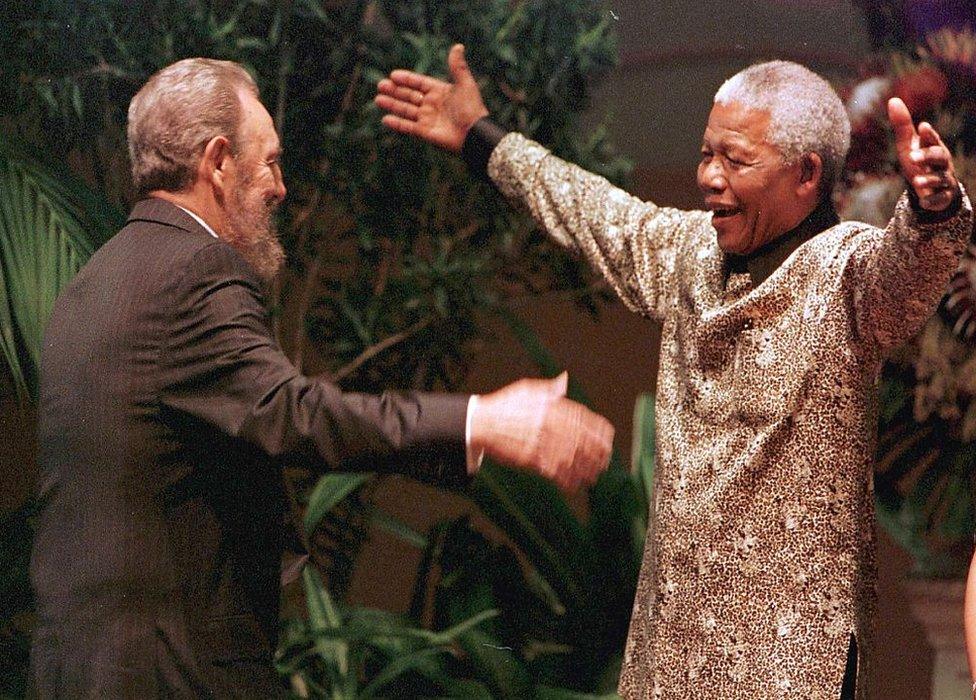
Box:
[375,46,970,699]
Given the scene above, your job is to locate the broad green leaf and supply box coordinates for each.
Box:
[303,473,372,532]
[456,627,533,699]
[0,138,120,401]
[371,509,427,549]
[359,647,446,698]
[302,567,348,676]
[470,464,585,604]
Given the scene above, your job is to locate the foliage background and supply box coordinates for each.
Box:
[0,0,645,696]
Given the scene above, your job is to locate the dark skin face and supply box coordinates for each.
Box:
[697,101,821,255]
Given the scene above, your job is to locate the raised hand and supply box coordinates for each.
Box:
[375,43,489,152]
[888,96,960,212]
[468,372,614,491]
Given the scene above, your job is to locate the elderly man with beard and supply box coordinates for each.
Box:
[375,47,973,699]
[29,58,614,698]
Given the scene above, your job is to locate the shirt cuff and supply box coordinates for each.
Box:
[465,395,485,475]
[461,118,508,181]
[908,183,963,224]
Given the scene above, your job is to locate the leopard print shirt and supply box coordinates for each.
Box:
[487,133,972,699]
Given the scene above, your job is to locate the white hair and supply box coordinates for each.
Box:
[715,60,851,195]
[128,58,259,196]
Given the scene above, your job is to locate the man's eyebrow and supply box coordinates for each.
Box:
[719,137,757,157]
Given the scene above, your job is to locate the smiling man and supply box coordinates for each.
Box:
[375,49,972,699]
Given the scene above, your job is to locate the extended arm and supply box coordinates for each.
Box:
[376,44,697,322]
[851,99,971,351]
[159,243,612,490]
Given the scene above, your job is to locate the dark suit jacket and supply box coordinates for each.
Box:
[29,199,469,698]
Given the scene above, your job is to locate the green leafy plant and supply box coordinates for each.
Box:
[282,322,654,697]
[0,140,121,401]
[1,1,636,695]
[277,566,499,698]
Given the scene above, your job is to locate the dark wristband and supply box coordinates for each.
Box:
[908,182,963,224]
[461,117,508,180]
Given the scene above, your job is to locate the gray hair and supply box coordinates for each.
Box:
[127,58,259,196]
[714,60,850,196]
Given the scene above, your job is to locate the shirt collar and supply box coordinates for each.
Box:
[726,198,840,287]
[175,205,219,239]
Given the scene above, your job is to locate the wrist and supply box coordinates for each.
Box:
[908,181,963,222]
[461,117,507,179]
[466,393,492,457]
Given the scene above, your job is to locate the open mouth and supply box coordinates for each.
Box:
[711,207,739,219]
[710,208,740,219]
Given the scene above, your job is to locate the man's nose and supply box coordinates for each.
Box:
[697,159,726,192]
[272,164,287,202]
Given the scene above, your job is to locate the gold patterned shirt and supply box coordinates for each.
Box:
[486,132,972,699]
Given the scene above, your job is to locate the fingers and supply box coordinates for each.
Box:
[554,403,614,491]
[472,376,612,492]
[448,44,472,84]
[375,93,420,121]
[912,172,952,190]
[918,121,947,150]
[887,97,917,150]
[550,371,569,398]
[376,79,424,106]
[890,106,960,211]
[909,143,951,171]
[388,69,440,93]
[380,114,419,137]
[920,186,959,211]
[579,412,614,480]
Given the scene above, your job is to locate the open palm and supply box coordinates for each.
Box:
[375,44,489,153]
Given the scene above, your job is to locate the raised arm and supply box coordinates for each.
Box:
[850,98,971,352]
[376,44,697,322]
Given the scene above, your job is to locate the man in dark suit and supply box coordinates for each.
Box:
[28,58,614,698]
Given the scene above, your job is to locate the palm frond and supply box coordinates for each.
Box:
[0,138,120,401]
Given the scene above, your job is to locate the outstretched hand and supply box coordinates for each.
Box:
[888,97,960,212]
[469,372,614,492]
[375,43,489,152]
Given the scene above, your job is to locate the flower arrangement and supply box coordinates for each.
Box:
[837,26,976,576]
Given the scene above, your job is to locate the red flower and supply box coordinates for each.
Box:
[891,65,950,115]
[844,118,890,175]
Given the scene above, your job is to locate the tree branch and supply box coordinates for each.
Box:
[331,316,433,382]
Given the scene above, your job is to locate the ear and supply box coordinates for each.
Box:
[797,152,823,199]
[197,135,234,199]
